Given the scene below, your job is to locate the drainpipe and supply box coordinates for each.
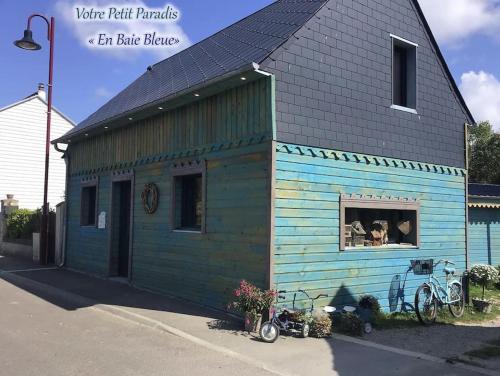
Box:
[464,123,469,271]
[464,123,470,304]
[53,142,69,267]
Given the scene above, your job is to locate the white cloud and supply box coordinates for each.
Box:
[418,0,500,45]
[54,0,191,60]
[460,71,500,131]
[94,87,112,98]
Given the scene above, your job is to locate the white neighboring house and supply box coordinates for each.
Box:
[0,84,75,211]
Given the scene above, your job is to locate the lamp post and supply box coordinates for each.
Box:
[14,14,55,265]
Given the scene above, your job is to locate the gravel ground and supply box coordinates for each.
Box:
[367,316,500,370]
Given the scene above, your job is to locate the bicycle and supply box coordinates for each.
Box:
[413,259,465,325]
[259,290,332,343]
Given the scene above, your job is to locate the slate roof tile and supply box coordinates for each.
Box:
[67,0,327,137]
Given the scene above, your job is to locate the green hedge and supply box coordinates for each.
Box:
[5,209,41,240]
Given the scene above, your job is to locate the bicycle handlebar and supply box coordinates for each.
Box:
[297,290,328,300]
[436,259,455,266]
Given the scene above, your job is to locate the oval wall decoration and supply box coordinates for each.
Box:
[141,183,159,214]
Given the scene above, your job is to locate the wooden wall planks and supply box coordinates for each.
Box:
[65,142,271,309]
[468,208,500,266]
[68,78,272,174]
[273,143,467,311]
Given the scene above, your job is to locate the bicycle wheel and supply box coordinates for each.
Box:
[448,282,465,318]
[260,321,280,343]
[415,284,437,325]
[299,322,310,338]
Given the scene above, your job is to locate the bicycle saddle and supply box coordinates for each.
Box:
[444,267,455,275]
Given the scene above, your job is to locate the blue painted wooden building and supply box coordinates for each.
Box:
[468,184,500,266]
[54,0,474,311]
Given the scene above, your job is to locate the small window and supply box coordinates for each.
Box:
[340,195,419,250]
[392,35,417,110]
[81,185,97,226]
[174,174,203,231]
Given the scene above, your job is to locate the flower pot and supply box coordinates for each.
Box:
[244,312,262,333]
[472,298,493,314]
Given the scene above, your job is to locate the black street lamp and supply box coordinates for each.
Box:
[14,14,55,265]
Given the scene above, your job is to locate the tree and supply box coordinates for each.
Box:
[468,122,500,184]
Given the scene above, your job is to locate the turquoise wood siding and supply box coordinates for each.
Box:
[273,143,467,311]
[66,175,110,276]
[65,141,271,308]
[64,77,275,309]
[468,208,500,266]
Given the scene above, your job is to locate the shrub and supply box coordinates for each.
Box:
[228,280,276,318]
[5,209,39,239]
[496,266,500,289]
[359,295,381,314]
[309,311,332,338]
[359,295,383,326]
[332,312,364,336]
[470,264,500,300]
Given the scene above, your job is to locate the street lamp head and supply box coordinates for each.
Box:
[14,29,41,50]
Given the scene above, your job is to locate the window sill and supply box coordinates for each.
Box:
[390,104,417,114]
[172,229,202,234]
[344,244,418,251]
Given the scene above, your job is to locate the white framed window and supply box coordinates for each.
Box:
[391,34,418,113]
[340,194,420,251]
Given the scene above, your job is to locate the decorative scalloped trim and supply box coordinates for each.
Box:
[275,143,466,177]
[70,134,269,177]
[468,203,500,209]
[340,193,418,202]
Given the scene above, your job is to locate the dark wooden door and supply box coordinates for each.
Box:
[117,181,131,277]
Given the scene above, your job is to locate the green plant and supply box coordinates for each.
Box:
[5,209,38,239]
[496,266,500,289]
[309,311,332,338]
[228,280,276,317]
[469,264,500,300]
[332,312,364,336]
[288,310,308,324]
[359,295,384,326]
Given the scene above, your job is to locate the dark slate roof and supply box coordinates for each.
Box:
[67,0,327,137]
[469,183,500,198]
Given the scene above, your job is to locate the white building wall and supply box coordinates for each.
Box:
[0,96,74,210]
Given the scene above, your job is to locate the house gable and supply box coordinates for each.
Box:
[261,0,472,168]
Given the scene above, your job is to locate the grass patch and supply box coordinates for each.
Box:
[437,304,500,324]
[374,312,421,329]
[469,283,500,302]
[374,284,500,329]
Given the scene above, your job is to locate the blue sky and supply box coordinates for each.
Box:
[1,0,499,131]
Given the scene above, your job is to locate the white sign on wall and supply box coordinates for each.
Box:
[98,211,106,229]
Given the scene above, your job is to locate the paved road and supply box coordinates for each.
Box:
[0,278,273,376]
[0,255,493,376]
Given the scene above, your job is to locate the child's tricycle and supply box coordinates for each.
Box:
[260,289,335,343]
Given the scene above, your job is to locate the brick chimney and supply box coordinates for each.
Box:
[37,83,46,101]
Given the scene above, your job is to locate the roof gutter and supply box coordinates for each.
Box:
[54,62,263,144]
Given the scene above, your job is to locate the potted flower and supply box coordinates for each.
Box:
[469,264,499,313]
[229,280,276,333]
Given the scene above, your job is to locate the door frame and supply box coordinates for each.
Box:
[107,170,135,281]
